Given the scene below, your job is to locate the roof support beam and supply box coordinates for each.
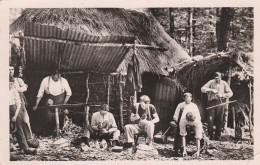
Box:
[11,35,168,51]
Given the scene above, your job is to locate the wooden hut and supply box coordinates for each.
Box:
[10,8,191,133]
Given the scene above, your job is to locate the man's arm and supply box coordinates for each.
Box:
[63,78,72,104]
[15,78,28,93]
[201,80,214,93]
[150,105,159,123]
[173,103,181,122]
[223,81,233,98]
[91,113,99,131]
[108,114,117,133]
[12,90,22,122]
[33,78,46,110]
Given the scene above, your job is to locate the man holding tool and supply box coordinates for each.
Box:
[201,72,233,140]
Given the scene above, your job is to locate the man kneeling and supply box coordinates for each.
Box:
[83,104,120,147]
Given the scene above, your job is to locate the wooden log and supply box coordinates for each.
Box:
[55,107,60,136]
[119,74,124,130]
[38,103,90,110]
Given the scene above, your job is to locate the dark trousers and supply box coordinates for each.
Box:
[10,105,31,150]
[207,99,225,138]
[35,93,65,136]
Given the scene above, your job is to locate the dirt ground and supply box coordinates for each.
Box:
[10,132,254,161]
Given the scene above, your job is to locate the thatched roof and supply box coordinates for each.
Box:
[10,8,190,75]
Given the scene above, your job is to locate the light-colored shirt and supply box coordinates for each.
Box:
[201,79,233,101]
[36,76,72,97]
[174,102,203,139]
[13,77,28,93]
[173,102,201,122]
[91,112,117,129]
[9,88,21,110]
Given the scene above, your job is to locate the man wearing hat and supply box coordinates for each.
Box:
[201,72,233,140]
[9,75,37,154]
[171,93,203,157]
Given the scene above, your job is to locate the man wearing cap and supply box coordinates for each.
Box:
[201,72,233,140]
[9,65,37,148]
[9,75,36,154]
[124,95,160,147]
[33,68,72,135]
[171,93,203,157]
[83,104,120,147]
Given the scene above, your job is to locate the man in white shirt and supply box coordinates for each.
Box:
[33,68,72,135]
[171,93,203,157]
[83,104,120,147]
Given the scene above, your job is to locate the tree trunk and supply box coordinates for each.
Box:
[217,8,234,51]
[188,8,194,56]
[169,8,175,37]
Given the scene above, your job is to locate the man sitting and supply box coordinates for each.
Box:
[82,104,120,147]
[124,95,159,147]
[171,93,203,157]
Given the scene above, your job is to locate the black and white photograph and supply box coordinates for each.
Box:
[1,1,258,163]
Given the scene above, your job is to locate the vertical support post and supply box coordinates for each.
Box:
[107,75,111,106]
[224,60,232,131]
[85,105,90,126]
[119,74,124,131]
[133,38,137,103]
[188,8,193,56]
[55,107,60,136]
[248,79,253,138]
[86,73,90,104]
[232,107,236,137]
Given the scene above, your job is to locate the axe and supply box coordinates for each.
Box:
[206,100,237,110]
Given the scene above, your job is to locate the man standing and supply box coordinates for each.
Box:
[171,93,203,157]
[9,76,36,154]
[201,72,233,140]
[83,104,120,147]
[9,65,36,148]
[33,68,72,135]
[124,95,159,147]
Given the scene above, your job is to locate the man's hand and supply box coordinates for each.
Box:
[211,89,218,94]
[11,116,17,122]
[216,93,223,98]
[170,121,177,127]
[32,106,38,111]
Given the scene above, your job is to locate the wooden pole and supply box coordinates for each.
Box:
[232,107,236,135]
[107,75,111,106]
[86,73,90,104]
[247,79,253,138]
[55,107,60,136]
[133,38,138,103]
[189,8,194,56]
[119,74,124,130]
[224,60,232,131]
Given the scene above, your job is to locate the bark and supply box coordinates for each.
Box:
[217,8,234,51]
